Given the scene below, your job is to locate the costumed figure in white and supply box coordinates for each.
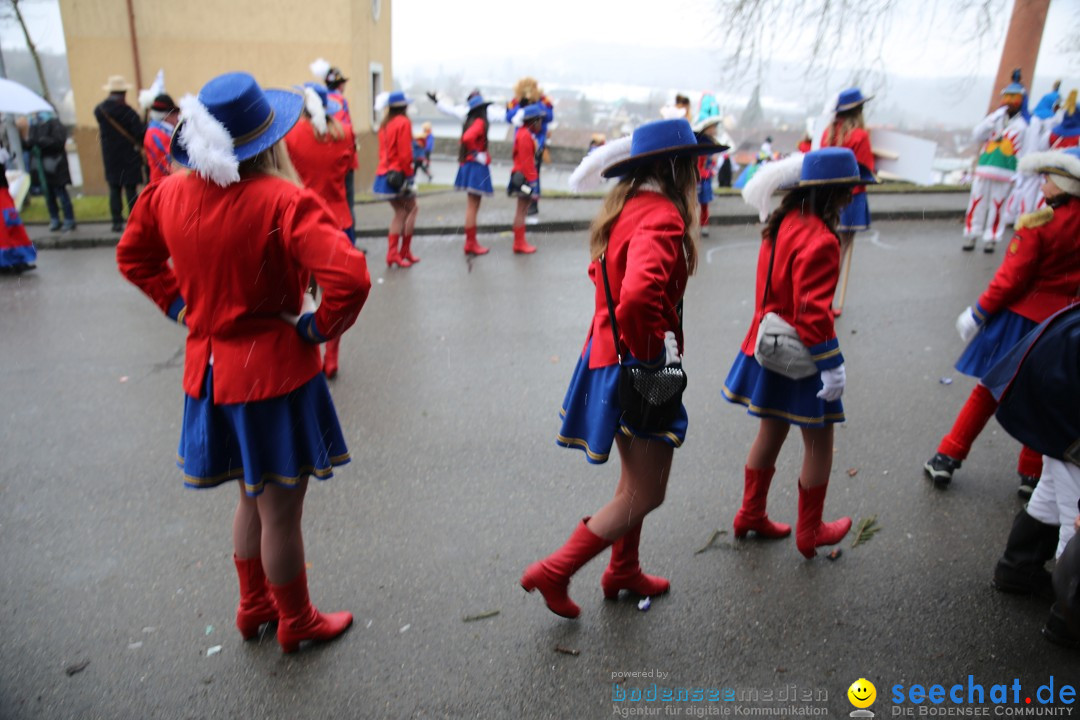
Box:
[964,69,1030,253]
[1003,80,1060,226]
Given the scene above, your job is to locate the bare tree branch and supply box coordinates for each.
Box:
[7,0,55,107]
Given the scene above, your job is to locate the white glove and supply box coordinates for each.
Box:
[663,330,682,366]
[816,365,846,402]
[281,291,317,326]
[511,108,524,126]
[474,151,489,164]
[956,306,981,344]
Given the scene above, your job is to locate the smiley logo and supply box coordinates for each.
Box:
[848,678,877,709]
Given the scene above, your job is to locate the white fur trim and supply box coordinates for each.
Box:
[1051,175,1080,196]
[177,94,240,187]
[303,86,328,135]
[309,58,331,82]
[1020,150,1080,181]
[374,91,390,113]
[569,136,632,193]
[742,153,804,221]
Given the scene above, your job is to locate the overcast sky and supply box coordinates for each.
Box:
[2,0,1077,92]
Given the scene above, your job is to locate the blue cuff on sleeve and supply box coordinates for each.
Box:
[809,337,844,371]
[296,313,327,344]
[166,296,187,326]
[973,303,989,324]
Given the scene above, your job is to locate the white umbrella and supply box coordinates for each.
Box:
[0,78,53,115]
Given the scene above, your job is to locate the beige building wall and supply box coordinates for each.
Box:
[59,0,392,195]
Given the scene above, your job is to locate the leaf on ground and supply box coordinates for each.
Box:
[462,610,500,623]
[847,467,858,477]
[554,645,580,656]
[694,529,723,555]
[851,515,881,549]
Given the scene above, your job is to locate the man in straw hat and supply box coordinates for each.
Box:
[94,75,145,232]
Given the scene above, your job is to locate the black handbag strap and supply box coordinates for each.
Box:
[761,234,777,313]
[598,252,682,366]
[599,252,624,365]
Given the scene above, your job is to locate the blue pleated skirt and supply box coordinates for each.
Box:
[722,352,844,427]
[837,192,870,232]
[372,173,411,200]
[698,178,714,205]
[454,161,493,195]
[177,368,350,497]
[955,309,1038,379]
[556,339,688,464]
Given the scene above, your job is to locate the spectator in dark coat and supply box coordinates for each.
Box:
[93,75,144,232]
[26,111,76,232]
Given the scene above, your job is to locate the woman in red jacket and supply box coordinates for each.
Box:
[285,83,358,379]
[373,91,419,268]
[820,88,876,316]
[507,104,545,254]
[722,147,864,558]
[453,94,496,255]
[924,147,1080,497]
[116,72,371,653]
[521,118,722,618]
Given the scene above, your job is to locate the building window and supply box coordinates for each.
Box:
[370,62,383,127]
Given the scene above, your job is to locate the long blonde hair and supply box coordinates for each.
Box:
[822,106,864,148]
[589,155,700,275]
[239,140,302,186]
[310,113,345,142]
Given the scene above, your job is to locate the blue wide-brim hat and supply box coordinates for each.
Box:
[782,147,867,188]
[836,87,872,112]
[301,83,342,116]
[468,94,492,111]
[388,91,412,107]
[172,72,303,167]
[601,118,724,178]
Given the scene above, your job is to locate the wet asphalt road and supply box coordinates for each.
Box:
[0,219,1075,719]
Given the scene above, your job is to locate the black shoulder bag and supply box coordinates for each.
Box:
[599,252,687,433]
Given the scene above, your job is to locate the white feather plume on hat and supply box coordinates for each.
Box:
[177,94,240,187]
[138,69,166,111]
[568,136,632,193]
[303,86,328,135]
[309,58,331,82]
[1021,149,1080,195]
[742,153,804,221]
[373,91,391,113]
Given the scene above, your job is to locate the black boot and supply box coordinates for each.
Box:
[992,510,1059,600]
[1042,603,1080,649]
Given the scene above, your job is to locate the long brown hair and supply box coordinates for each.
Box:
[761,185,853,244]
[822,106,864,148]
[379,105,407,132]
[309,112,345,142]
[589,154,701,275]
[239,140,302,187]
[458,105,488,163]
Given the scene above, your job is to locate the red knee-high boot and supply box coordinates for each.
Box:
[733,466,792,539]
[601,521,670,599]
[512,226,536,254]
[463,226,488,255]
[795,481,852,559]
[269,568,352,653]
[521,518,612,618]
[400,234,420,264]
[386,234,411,268]
[234,554,278,640]
[323,336,340,379]
[938,383,998,460]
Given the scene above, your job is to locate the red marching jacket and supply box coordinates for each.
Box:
[116,172,370,405]
[974,198,1080,324]
[738,210,845,370]
[376,114,415,177]
[583,191,687,369]
[512,126,539,182]
[285,117,357,229]
[821,125,873,197]
[460,118,489,164]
